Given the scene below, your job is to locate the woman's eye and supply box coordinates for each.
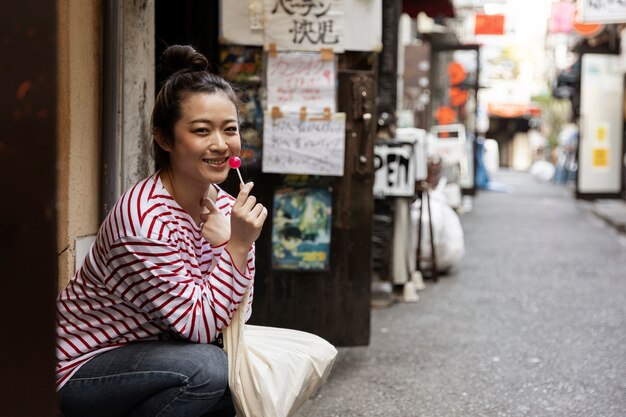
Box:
[195,128,210,134]
[226,127,239,134]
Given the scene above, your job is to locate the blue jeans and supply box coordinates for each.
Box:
[58,341,235,417]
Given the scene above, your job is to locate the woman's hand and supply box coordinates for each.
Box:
[226,182,267,271]
[200,198,230,246]
[229,182,268,249]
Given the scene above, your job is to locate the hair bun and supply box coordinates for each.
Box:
[159,45,208,79]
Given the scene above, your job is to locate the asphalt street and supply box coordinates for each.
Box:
[295,170,626,417]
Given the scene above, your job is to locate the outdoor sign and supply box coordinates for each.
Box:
[578,0,626,24]
[474,14,505,35]
[271,187,332,271]
[549,1,575,33]
[262,112,346,176]
[220,0,381,51]
[263,0,345,52]
[590,123,610,169]
[578,54,623,194]
[373,142,416,197]
[267,52,336,113]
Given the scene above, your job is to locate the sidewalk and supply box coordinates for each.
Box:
[589,198,626,234]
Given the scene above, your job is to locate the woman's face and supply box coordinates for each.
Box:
[167,92,240,187]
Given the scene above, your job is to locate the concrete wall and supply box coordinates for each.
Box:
[56,0,155,290]
[121,0,155,190]
[57,0,102,289]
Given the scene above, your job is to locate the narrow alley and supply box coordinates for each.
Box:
[297,170,626,417]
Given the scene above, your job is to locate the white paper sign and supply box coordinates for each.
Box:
[579,0,626,24]
[221,0,381,51]
[267,52,336,113]
[373,143,416,197]
[263,0,345,52]
[262,113,346,176]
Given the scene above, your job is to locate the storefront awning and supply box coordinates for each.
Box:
[402,0,455,19]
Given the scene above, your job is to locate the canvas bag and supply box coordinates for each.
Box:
[222,288,338,417]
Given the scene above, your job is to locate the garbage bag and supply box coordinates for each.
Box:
[410,187,465,272]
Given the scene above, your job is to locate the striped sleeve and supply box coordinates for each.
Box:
[105,236,254,343]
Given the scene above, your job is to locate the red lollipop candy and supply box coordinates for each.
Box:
[229,156,244,184]
[228,156,242,169]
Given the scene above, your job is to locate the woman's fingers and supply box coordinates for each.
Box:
[249,203,265,220]
[234,182,254,208]
[201,197,219,213]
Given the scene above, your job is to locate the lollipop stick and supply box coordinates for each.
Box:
[235,168,244,185]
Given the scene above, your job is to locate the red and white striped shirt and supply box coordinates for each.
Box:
[56,173,254,390]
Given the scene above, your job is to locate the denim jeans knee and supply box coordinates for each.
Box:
[58,341,233,417]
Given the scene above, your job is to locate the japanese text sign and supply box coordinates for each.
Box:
[267,52,336,113]
[264,0,345,52]
[262,112,346,176]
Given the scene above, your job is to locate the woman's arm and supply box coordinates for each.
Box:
[106,236,255,343]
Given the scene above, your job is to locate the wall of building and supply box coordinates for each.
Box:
[57,0,102,289]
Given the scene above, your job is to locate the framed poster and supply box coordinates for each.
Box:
[271,187,332,271]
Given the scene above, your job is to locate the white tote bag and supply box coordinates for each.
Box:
[222,288,338,417]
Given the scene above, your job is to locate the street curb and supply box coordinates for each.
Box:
[590,199,626,234]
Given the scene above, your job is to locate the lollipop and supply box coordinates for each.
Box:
[229,156,244,185]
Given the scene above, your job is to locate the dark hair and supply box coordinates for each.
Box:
[151,45,240,171]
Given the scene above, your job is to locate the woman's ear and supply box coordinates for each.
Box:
[153,130,172,152]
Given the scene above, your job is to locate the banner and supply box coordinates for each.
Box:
[267,52,336,113]
[262,112,346,176]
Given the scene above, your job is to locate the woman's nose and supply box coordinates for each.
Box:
[209,132,228,151]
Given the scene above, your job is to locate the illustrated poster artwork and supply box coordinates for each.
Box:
[267,52,336,113]
[272,187,332,271]
[262,112,346,176]
[263,0,345,52]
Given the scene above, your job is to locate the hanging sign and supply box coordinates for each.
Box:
[373,142,416,197]
[549,2,576,33]
[474,14,505,35]
[267,52,336,113]
[262,112,346,176]
[578,0,626,24]
[263,0,345,52]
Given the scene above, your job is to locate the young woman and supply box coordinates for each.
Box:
[56,45,267,417]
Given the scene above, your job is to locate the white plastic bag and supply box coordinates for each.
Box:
[222,289,337,417]
[410,184,465,272]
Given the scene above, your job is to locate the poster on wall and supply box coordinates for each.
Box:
[267,52,336,113]
[262,112,346,176]
[263,0,345,52]
[272,187,332,271]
